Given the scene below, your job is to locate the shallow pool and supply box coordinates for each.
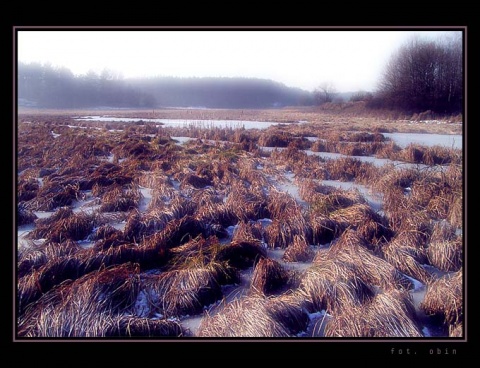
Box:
[383,132,462,149]
[75,116,280,130]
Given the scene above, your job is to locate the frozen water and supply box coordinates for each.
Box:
[383,132,462,149]
[75,116,280,130]
[320,180,383,211]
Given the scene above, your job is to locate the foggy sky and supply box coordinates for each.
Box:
[17,29,461,92]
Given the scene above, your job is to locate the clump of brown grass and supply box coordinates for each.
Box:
[100,184,141,212]
[197,295,291,337]
[30,210,95,243]
[310,190,365,216]
[141,266,224,318]
[123,195,199,238]
[266,291,311,335]
[18,239,83,278]
[167,235,239,285]
[264,218,310,249]
[258,131,292,147]
[140,215,204,250]
[329,203,391,246]
[363,289,422,337]
[93,229,128,251]
[325,157,374,182]
[180,173,213,189]
[250,258,290,295]
[282,235,315,262]
[322,305,364,337]
[381,235,432,285]
[91,223,119,240]
[309,214,340,245]
[18,232,172,314]
[237,157,269,187]
[31,182,82,211]
[427,238,462,272]
[18,177,39,202]
[266,188,301,220]
[421,270,463,326]
[215,240,267,269]
[326,229,413,290]
[300,258,375,314]
[447,195,463,229]
[231,221,264,244]
[17,203,38,226]
[194,199,236,230]
[449,322,463,337]
[324,288,422,337]
[18,263,141,337]
[105,316,184,337]
[225,184,269,222]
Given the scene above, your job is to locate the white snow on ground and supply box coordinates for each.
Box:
[77,240,95,249]
[51,131,61,138]
[321,179,383,212]
[104,154,115,163]
[138,186,152,213]
[33,211,54,219]
[170,179,181,191]
[383,132,462,149]
[71,196,101,214]
[75,116,280,130]
[111,221,127,231]
[403,274,424,291]
[17,225,35,248]
[273,171,308,208]
[298,310,331,337]
[262,146,427,169]
[225,225,238,239]
[66,125,86,129]
[171,136,195,145]
[180,315,204,335]
[422,326,432,337]
[134,290,150,318]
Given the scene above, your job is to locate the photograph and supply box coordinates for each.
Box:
[14,27,466,351]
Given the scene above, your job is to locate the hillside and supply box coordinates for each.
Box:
[18,62,313,109]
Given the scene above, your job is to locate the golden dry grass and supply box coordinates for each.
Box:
[421,270,463,326]
[197,295,291,337]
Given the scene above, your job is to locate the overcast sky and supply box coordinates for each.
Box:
[17,29,461,92]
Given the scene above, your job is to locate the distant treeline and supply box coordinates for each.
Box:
[18,33,463,115]
[17,63,313,109]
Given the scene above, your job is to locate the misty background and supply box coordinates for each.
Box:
[17,30,463,114]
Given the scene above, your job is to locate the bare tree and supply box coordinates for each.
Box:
[378,34,462,114]
[314,82,337,105]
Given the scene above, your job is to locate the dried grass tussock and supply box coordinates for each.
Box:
[18,263,141,337]
[197,296,290,337]
[250,258,290,295]
[324,289,422,337]
[326,230,413,291]
[421,270,463,327]
[300,257,375,314]
[381,231,432,284]
[140,266,224,318]
[282,235,315,262]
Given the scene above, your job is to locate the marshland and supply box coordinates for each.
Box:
[16,107,463,339]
